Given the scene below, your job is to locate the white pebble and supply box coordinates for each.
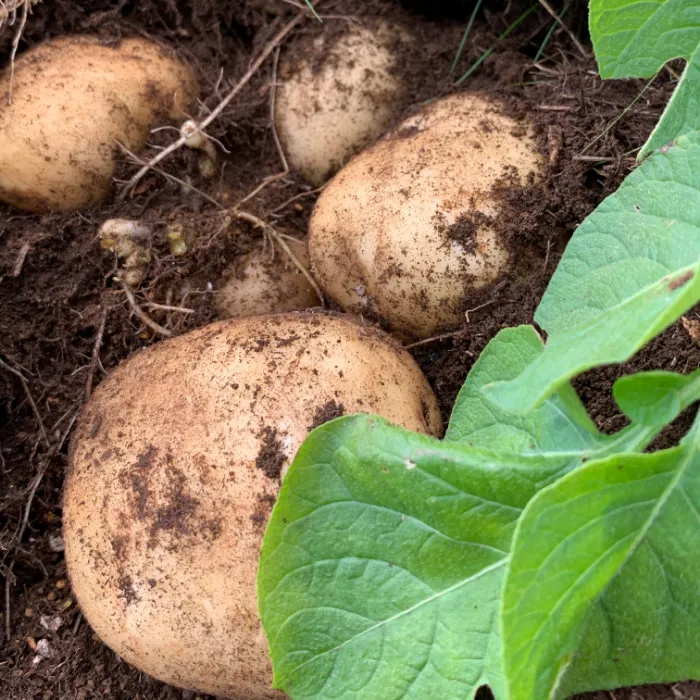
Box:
[40,615,64,632]
[48,534,65,552]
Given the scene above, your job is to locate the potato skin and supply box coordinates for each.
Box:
[0,36,197,212]
[216,239,320,318]
[309,93,544,340]
[64,313,441,699]
[275,23,406,186]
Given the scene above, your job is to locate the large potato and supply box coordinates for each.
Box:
[64,312,441,699]
[216,239,320,318]
[275,22,406,186]
[0,36,197,212]
[309,93,544,339]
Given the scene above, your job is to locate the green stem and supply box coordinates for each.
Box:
[450,0,485,75]
[533,3,569,64]
[304,0,322,22]
[456,2,539,85]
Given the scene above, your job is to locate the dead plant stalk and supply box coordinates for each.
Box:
[118,14,303,199]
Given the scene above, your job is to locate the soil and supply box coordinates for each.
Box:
[0,1,698,699]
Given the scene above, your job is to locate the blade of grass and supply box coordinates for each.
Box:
[457,48,495,85]
[533,3,569,64]
[304,0,322,22]
[580,74,657,155]
[450,0,485,75]
[456,3,540,85]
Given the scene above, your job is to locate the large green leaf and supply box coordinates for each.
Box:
[589,0,700,158]
[446,326,603,452]
[485,133,700,413]
[258,416,590,700]
[257,407,686,700]
[502,415,700,700]
[258,324,700,700]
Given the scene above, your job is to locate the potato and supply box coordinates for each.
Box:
[275,22,406,186]
[64,312,441,699]
[309,93,544,339]
[216,239,320,318]
[0,36,197,212]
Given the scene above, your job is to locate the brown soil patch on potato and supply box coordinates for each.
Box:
[255,426,287,481]
[309,399,345,430]
[1,1,696,699]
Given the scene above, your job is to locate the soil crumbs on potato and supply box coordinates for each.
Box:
[255,426,287,481]
[1,1,699,699]
[309,399,346,430]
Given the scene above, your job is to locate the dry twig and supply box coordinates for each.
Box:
[118,14,303,199]
[225,210,325,307]
[84,306,108,399]
[145,301,195,314]
[0,356,48,446]
[404,330,471,350]
[3,0,34,104]
[234,46,290,208]
[4,461,45,640]
[0,0,34,26]
[271,184,326,215]
[11,240,30,277]
[536,0,588,58]
[118,280,173,338]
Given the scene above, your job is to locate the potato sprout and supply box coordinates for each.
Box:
[167,224,189,257]
[180,119,218,178]
[99,219,151,287]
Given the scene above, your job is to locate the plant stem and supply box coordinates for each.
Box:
[304,0,322,22]
[456,2,539,85]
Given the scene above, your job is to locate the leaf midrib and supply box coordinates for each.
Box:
[539,261,698,338]
[527,441,696,700]
[275,559,507,687]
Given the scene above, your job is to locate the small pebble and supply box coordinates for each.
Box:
[34,638,56,661]
[48,534,65,552]
[40,614,63,632]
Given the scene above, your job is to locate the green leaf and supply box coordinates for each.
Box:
[589,0,700,157]
[258,416,584,700]
[613,368,700,426]
[501,419,700,700]
[484,133,700,413]
[446,326,603,452]
[258,389,691,700]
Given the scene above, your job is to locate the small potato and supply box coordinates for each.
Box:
[0,36,197,212]
[64,312,441,699]
[309,93,544,339]
[216,239,320,318]
[275,22,406,186]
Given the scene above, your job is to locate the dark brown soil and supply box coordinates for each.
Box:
[308,399,345,431]
[255,426,286,481]
[1,1,697,699]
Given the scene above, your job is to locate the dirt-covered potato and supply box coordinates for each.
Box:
[309,93,544,339]
[64,312,441,699]
[216,239,320,318]
[275,22,406,185]
[0,36,197,212]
